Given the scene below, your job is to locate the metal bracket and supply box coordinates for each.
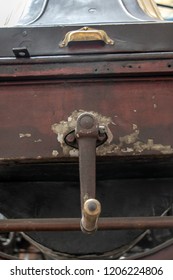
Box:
[12,47,30,58]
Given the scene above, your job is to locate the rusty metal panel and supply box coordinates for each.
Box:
[0,77,173,161]
[1,53,173,79]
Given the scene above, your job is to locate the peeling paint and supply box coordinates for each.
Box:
[52,150,59,157]
[119,129,139,145]
[97,123,173,156]
[52,111,173,157]
[133,124,138,130]
[134,139,173,154]
[34,139,42,143]
[52,110,114,156]
[36,156,42,159]
[69,149,79,157]
[19,133,31,138]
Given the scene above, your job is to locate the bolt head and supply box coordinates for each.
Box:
[66,133,75,143]
[79,114,95,129]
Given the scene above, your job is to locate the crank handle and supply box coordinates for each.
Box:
[81,199,101,234]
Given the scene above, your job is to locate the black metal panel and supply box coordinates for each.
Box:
[0,22,173,57]
[0,178,173,254]
[17,0,156,26]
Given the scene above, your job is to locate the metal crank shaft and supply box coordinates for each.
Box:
[76,113,101,233]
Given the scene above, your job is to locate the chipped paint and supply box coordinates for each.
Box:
[19,133,31,138]
[52,110,114,156]
[134,139,173,154]
[52,112,173,157]
[34,139,42,143]
[97,123,173,156]
[52,150,59,157]
[119,129,139,145]
[133,124,138,130]
[36,156,42,159]
[153,104,157,109]
[69,149,79,157]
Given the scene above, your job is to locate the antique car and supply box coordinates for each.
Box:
[1,0,173,259]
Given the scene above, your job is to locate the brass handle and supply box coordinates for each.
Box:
[59,26,114,48]
[81,199,101,234]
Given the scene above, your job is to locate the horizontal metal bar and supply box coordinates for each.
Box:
[0,216,173,232]
[1,52,173,65]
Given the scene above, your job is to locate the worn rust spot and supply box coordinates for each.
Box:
[52,110,114,156]
[52,112,173,156]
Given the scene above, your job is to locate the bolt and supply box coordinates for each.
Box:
[98,134,106,142]
[79,114,95,129]
[66,133,75,143]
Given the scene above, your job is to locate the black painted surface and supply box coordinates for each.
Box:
[1,22,173,58]
[0,176,173,254]
[1,156,173,182]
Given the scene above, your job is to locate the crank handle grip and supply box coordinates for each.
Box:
[81,198,101,234]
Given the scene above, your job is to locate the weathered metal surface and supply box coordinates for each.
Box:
[1,216,173,232]
[75,113,99,204]
[64,113,106,233]
[1,53,173,78]
[1,23,173,57]
[0,77,173,161]
[136,243,173,260]
[126,239,173,260]
[0,0,172,258]
[0,177,173,255]
[73,113,104,233]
